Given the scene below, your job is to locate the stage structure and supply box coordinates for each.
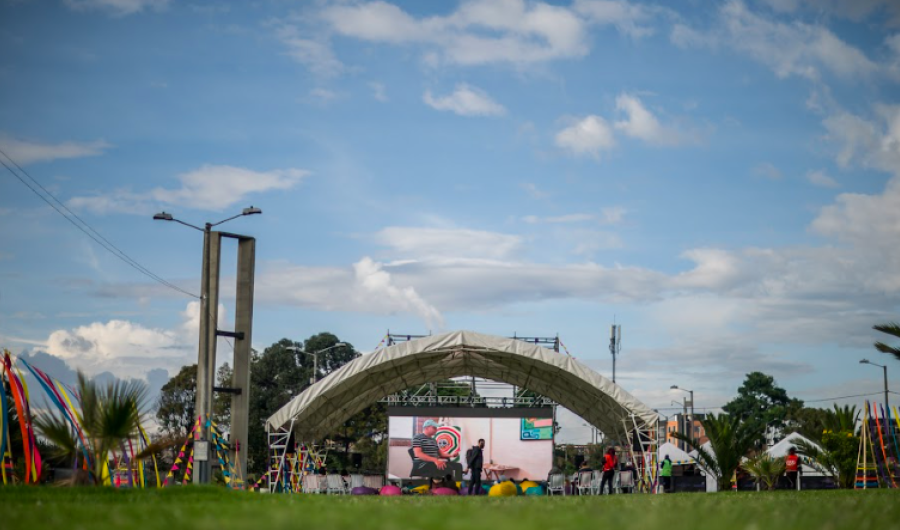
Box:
[265,330,659,492]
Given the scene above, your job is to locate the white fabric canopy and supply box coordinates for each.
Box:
[659,442,695,464]
[266,330,658,440]
[767,432,822,475]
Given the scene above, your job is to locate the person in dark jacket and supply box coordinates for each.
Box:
[466,439,485,495]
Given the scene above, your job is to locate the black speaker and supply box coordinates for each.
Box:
[352,453,363,469]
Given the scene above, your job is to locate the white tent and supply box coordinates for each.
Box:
[659,442,695,464]
[689,441,718,492]
[767,432,822,475]
[266,330,658,440]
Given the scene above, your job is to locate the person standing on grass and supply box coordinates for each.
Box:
[784,447,800,489]
[600,447,617,494]
[660,455,673,493]
[466,438,485,495]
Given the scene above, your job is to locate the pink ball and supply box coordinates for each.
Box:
[432,487,458,496]
[380,484,402,496]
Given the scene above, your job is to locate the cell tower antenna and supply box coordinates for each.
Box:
[610,320,622,383]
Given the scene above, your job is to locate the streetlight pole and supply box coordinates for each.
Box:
[671,385,694,449]
[861,359,889,413]
[287,343,347,385]
[154,206,261,484]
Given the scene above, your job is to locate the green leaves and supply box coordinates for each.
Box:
[744,453,785,490]
[873,322,900,361]
[35,370,148,485]
[672,413,763,491]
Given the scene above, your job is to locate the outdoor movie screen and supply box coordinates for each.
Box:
[386,408,553,482]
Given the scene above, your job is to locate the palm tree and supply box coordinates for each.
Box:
[744,453,785,491]
[35,372,147,485]
[794,404,860,489]
[672,413,763,491]
[873,322,900,362]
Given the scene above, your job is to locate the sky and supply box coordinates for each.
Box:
[1,0,900,443]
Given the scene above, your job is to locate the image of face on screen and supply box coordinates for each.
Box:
[387,415,552,481]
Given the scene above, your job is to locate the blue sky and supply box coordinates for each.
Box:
[1,0,900,441]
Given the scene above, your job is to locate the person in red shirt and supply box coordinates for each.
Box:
[784,447,800,489]
[600,447,617,494]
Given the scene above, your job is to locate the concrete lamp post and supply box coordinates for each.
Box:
[153,206,261,484]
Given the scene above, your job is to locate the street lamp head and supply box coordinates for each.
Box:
[670,385,679,389]
[242,206,262,216]
[860,359,870,365]
[336,342,347,347]
[153,211,173,221]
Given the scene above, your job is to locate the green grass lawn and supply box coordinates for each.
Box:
[1,487,898,530]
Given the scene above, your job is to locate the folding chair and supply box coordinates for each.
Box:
[301,473,320,494]
[325,474,347,495]
[591,470,603,495]
[576,471,593,495]
[547,473,566,495]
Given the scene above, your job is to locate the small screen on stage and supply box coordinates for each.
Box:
[387,411,553,482]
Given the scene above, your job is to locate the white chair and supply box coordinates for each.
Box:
[547,473,566,495]
[590,470,603,495]
[349,474,365,489]
[618,469,635,493]
[302,474,321,494]
[325,474,347,495]
[576,471,593,495]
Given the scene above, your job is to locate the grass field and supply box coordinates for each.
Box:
[2,487,898,530]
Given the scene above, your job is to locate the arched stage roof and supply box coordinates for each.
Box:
[267,330,658,440]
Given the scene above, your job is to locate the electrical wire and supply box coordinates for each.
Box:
[0,148,199,299]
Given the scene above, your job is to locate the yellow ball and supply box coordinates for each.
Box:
[519,480,539,492]
[488,481,518,497]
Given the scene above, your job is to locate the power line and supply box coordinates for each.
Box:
[654,391,887,412]
[0,148,199,299]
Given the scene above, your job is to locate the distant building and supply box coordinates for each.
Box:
[665,414,708,450]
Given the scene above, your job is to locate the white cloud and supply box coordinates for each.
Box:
[806,169,839,188]
[523,213,594,224]
[374,226,522,259]
[0,134,111,165]
[43,302,199,378]
[423,84,506,117]
[555,115,616,158]
[369,81,388,102]
[520,182,549,199]
[68,164,309,214]
[822,104,900,173]
[673,1,885,82]
[352,257,444,329]
[320,0,592,67]
[273,24,344,78]
[600,206,626,224]
[521,209,625,225]
[63,0,170,16]
[753,162,783,180]
[307,87,341,105]
[614,93,689,145]
[573,0,659,39]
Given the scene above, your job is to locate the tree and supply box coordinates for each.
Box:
[35,372,148,485]
[214,362,233,427]
[744,453,785,491]
[873,322,900,362]
[246,334,359,475]
[155,364,196,439]
[794,404,860,489]
[672,413,763,491]
[723,372,803,435]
